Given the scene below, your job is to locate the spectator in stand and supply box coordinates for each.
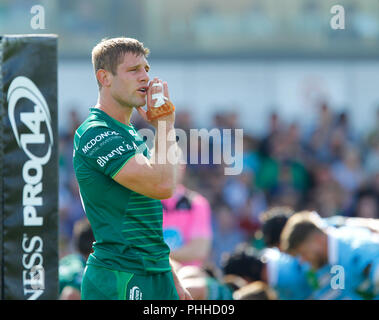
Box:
[351,188,379,219]
[331,147,364,195]
[211,203,246,268]
[309,164,348,217]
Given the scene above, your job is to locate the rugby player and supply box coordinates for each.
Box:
[73,37,191,300]
[222,243,313,300]
[261,208,371,299]
[280,211,379,299]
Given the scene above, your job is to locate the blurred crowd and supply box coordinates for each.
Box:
[58,101,379,299]
[174,101,379,268]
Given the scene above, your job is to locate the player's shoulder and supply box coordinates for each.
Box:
[75,113,114,140]
[73,114,126,153]
[328,226,372,266]
[335,226,373,246]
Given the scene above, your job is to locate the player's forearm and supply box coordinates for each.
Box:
[112,122,178,200]
[150,121,178,196]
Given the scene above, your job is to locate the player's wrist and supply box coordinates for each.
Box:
[147,101,175,122]
[151,118,175,130]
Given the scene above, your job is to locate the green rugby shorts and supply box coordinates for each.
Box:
[81,264,179,300]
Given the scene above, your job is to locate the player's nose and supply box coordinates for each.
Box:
[140,68,149,83]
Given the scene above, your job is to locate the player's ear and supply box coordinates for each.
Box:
[96,69,112,88]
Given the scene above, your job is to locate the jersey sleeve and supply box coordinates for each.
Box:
[266,250,312,300]
[76,126,138,178]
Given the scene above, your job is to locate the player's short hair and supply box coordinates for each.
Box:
[280,211,325,254]
[91,37,150,88]
[73,218,95,257]
[221,243,264,282]
[260,206,295,247]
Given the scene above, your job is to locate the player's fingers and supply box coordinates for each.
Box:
[148,78,163,107]
[151,78,163,95]
[136,106,148,122]
[163,81,170,101]
[146,80,154,108]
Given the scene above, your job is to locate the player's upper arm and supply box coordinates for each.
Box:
[76,126,174,199]
[76,126,136,176]
[112,153,174,200]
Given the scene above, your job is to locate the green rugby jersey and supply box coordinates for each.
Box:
[73,107,171,275]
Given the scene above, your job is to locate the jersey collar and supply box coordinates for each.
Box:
[90,107,134,130]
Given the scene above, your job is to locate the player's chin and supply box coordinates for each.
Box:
[134,94,147,107]
[134,101,146,109]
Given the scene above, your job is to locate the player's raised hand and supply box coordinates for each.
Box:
[136,77,175,128]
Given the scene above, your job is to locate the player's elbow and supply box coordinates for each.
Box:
[138,182,175,200]
[154,175,177,199]
[154,184,175,199]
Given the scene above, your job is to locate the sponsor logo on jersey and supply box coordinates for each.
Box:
[129,130,137,137]
[129,286,143,300]
[82,130,119,154]
[96,145,126,167]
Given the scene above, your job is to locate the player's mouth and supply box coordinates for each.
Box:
[137,86,148,95]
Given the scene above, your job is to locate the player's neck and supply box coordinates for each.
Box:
[96,92,133,125]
